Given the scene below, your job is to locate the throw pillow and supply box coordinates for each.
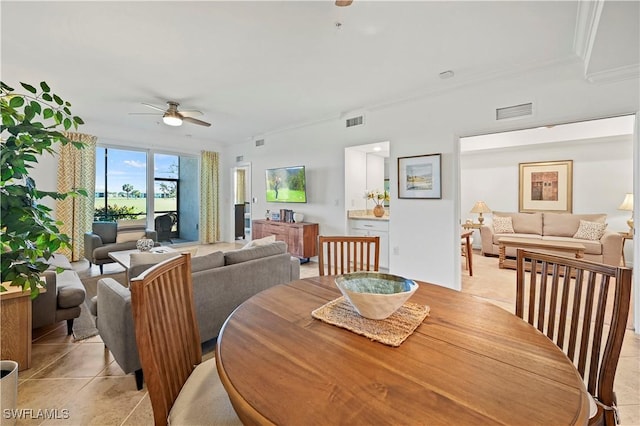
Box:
[573,220,607,241]
[116,219,148,243]
[493,216,515,234]
[242,235,276,249]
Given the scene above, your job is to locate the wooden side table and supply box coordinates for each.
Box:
[462,222,482,230]
[619,232,633,266]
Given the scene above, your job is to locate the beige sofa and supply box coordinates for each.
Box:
[480,211,623,266]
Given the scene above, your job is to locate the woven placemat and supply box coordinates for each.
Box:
[311,297,430,347]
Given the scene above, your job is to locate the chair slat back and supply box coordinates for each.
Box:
[516,249,631,425]
[318,236,380,276]
[130,253,201,426]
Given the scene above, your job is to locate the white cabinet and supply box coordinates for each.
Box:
[348,219,389,269]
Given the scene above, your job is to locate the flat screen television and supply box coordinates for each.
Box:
[265,165,307,203]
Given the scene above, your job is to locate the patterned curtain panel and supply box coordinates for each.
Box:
[56,132,97,261]
[200,151,220,243]
[235,168,246,204]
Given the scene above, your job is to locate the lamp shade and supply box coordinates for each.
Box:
[470,201,491,214]
[618,193,633,211]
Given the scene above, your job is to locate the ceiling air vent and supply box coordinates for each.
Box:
[236,155,244,163]
[345,115,364,128]
[496,103,533,121]
[255,139,265,147]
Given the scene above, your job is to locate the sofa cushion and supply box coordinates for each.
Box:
[56,270,86,308]
[543,213,606,237]
[493,211,542,234]
[242,235,276,249]
[573,220,607,241]
[225,241,287,265]
[129,252,181,278]
[45,254,73,271]
[493,216,514,234]
[191,251,225,273]
[542,236,602,255]
[92,240,139,260]
[116,219,148,243]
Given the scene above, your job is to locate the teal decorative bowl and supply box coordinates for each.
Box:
[335,272,418,320]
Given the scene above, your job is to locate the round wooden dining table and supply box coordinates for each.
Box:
[216,276,590,425]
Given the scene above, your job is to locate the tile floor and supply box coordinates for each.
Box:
[11,244,640,425]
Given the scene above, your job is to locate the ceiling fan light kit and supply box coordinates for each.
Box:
[162,113,183,126]
[134,100,211,127]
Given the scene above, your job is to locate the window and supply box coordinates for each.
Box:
[95,147,147,221]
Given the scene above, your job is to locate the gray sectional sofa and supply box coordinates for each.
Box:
[92,241,300,389]
[480,211,623,266]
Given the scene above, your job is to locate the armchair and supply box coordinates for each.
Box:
[84,221,158,273]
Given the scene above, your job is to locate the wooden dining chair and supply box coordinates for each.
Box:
[516,249,632,426]
[318,235,380,276]
[130,253,241,426]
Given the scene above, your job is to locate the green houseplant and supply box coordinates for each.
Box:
[1,81,85,297]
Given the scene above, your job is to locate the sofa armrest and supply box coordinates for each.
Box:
[290,257,301,280]
[84,232,103,261]
[32,271,58,329]
[96,278,140,374]
[479,224,495,255]
[600,230,624,266]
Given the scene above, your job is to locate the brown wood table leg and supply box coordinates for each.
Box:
[465,235,473,276]
[499,243,505,269]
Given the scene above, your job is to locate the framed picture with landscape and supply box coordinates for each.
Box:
[398,153,441,199]
[519,160,573,213]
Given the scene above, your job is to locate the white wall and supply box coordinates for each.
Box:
[224,60,638,291]
[461,134,634,265]
[33,61,639,296]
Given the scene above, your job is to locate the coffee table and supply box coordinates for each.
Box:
[498,237,585,269]
[108,246,176,280]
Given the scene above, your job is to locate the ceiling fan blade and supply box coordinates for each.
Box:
[141,102,166,112]
[178,110,203,118]
[335,0,353,6]
[182,116,211,127]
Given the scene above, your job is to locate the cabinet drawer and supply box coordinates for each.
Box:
[349,219,388,232]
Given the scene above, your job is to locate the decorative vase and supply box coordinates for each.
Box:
[293,212,304,223]
[1,360,18,426]
[373,205,385,218]
[136,238,155,252]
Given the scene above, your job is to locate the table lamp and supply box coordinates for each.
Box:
[618,193,634,235]
[470,201,491,224]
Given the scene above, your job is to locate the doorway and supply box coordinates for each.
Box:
[232,163,252,241]
[459,113,637,330]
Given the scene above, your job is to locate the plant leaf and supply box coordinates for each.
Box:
[40,81,51,92]
[20,82,36,94]
[9,96,25,108]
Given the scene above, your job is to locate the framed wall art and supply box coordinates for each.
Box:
[398,153,441,199]
[519,160,573,213]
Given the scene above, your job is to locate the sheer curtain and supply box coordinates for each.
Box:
[200,151,220,243]
[56,132,97,261]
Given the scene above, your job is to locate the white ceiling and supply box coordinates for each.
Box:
[2,1,638,147]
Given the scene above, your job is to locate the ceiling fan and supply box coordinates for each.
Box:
[335,0,353,6]
[131,101,211,127]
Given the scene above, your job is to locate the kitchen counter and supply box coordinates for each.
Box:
[347,209,389,221]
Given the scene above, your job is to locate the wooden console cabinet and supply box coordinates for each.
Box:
[252,220,319,260]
